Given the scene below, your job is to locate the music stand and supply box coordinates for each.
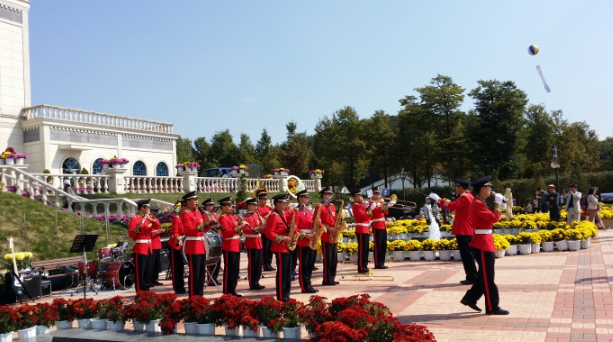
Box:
[69,235,98,299]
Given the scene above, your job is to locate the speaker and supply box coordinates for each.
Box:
[41,280,52,297]
[20,275,42,300]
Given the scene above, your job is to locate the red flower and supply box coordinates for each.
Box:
[0,306,19,334]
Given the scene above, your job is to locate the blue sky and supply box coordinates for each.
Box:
[30,1,613,144]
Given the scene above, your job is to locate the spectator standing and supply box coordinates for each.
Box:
[565,184,582,223]
[546,185,560,222]
[540,188,549,213]
[526,202,533,214]
[587,187,606,229]
[533,189,542,213]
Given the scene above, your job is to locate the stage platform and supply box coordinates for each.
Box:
[36,328,288,341]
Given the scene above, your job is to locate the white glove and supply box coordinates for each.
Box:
[428,193,441,202]
[369,201,376,210]
[494,193,504,205]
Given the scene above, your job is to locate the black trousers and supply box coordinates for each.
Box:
[373,229,387,267]
[456,235,478,282]
[322,241,337,285]
[261,235,274,269]
[150,248,161,283]
[134,252,151,292]
[223,250,240,295]
[549,207,561,222]
[208,258,221,284]
[298,246,316,291]
[247,248,263,288]
[291,248,299,273]
[462,248,499,312]
[356,232,370,272]
[275,252,291,302]
[187,254,205,297]
[170,248,185,293]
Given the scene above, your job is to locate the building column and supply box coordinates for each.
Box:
[103,167,129,194]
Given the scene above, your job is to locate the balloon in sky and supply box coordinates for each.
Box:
[528,45,539,56]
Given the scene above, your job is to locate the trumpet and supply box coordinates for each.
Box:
[380,194,417,210]
[233,210,257,235]
[198,206,225,231]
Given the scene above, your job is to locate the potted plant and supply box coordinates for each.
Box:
[521,220,538,232]
[14,304,38,340]
[346,242,358,262]
[14,153,27,165]
[230,166,239,176]
[266,299,304,340]
[103,296,126,331]
[0,306,18,342]
[131,291,177,333]
[516,232,532,255]
[336,241,346,262]
[35,303,58,335]
[436,239,452,261]
[42,169,53,184]
[420,239,437,261]
[262,174,273,179]
[390,240,406,261]
[492,222,504,235]
[98,159,110,170]
[236,201,248,214]
[404,240,422,261]
[237,299,259,338]
[279,168,289,176]
[254,297,284,338]
[3,252,33,271]
[297,295,332,339]
[529,232,542,254]
[440,224,452,237]
[503,235,518,255]
[550,229,568,251]
[238,164,249,175]
[91,299,111,330]
[212,294,246,336]
[538,230,554,252]
[309,169,324,179]
[566,229,584,251]
[70,298,97,329]
[448,238,461,261]
[493,235,510,258]
[4,153,15,165]
[182,296,218,335]
[175,163,185,172]
[53,298,74,330]
[188,162,201,172]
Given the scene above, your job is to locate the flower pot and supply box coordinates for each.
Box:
[0,159,5,165]
[0,332,12,342]
[568,240,581,251]
[183,322,197,335]
[146,319,161,333]
[282,326,302,339]
[423,251,436,261]
[107,321,125,331]
[16,158,24,165]
[369,236,374,242]
[342,237,348,243]
[452,250,462,261]
[77,318,91,329]
[5,158,14,165]
[399,233,407,240]
[507,245,518,255]
[224,324,243,336]
[511,228,519,235]
[337,252,344,262]
[439,250,452,261]
[133,321,145,331]
[308,331,315,339]
[555,240,568,251]
[196,323,215,335]
[542,241,554,252]
[387,235,395,241]
[518,244,531,255]
[581,238,591,249]
[393,250,405,261]
[350,254,357,262]
[493,229,502,235]
[102,164,109,169]
[36,325,50,335]
[368,251,373,259]
[176,167,184,172]
[260,325,280,338]
[409,251,421,261]
[316,254,323,263]
[57,321,72,330]
[494,250,505,258]
[531,243,540,254]
[90,318,108,330]
[18,327,36,340]
[243,326,259,337]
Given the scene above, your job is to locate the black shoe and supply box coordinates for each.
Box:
[154,281,163,286]
[302,288,318,294]
[357,269,369,274]
[208,281,222,286]
[322,282,336,286]
[256,285,265,290]
[264,266,275,271]
[374,266,388,269]
[486,308,510,315]
[312,267,318,271]
[231,293,243,298]
[176,288,187,294]
[460,280,475,285]
[460,299,482,312]
[333,280,340,285]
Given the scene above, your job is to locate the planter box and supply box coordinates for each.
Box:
[108,321,125,331]
[197,323,215,335]
[542,241,555,252]
[409,251,421,261]
[5,158,14,165]
[0,159,5,165]
[439,250,452,261]
[494,250,505,258]
[90,318,108,330]
[518,244,532,255]
[133,321,145,331]
[452,250,462,261]
[581,237,591,249]
[531,243,540,254]
[350,254,357,262]
[102,164,109,169]
[0,332,12,342]
[18,327,36,340]
[555,240,568,251]
[507,245,518,255]
[423,251,436,261]
[368,251,373,259]
[510,228,520,235]
[568,240,581,251]
[282,326,302,339]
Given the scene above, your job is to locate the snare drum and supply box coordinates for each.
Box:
[78,260,98,279]
[100,262,135,289]
[97,247,113,260]
[111,247,125,259]
[180,231,222,266]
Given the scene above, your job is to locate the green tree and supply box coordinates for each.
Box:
[313,116,343,189]
[193,137,213,170]
[521,104,555,179]
[364,110,396,188]
[238,133,257,164]
[279,121,310,177]
[209,130,238,166]
[176,136,195,163]
[551,110,600,177]
[256,129,279,174]
[599,137,613,171]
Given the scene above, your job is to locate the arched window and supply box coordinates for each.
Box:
[62,157,81,174]
[92,158,103,174]
[156,162,169,176]
[133,161,147,176]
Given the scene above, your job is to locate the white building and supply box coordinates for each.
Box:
[0,0,178,178]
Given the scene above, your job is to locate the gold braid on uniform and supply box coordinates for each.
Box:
[234,226,242,234]
[275,236,284,244]
[298,232,307,240]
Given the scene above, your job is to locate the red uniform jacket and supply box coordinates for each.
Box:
[257,205,273,234]
[128,214,155,255]
[170,215,184,251]
[352,203,371,234]
[181,209,207,255]
[265,210,289,254]
[440,190,474,236]
[295,206,315,247]
[316,204,336,244]
[218,213,241,253]
[469,197,502,252]
[242,212,262,249]
[370,205,388,230]
[151,216,162,250]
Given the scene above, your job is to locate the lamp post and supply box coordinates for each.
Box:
[398,167,408,201]
[552,144,560,192]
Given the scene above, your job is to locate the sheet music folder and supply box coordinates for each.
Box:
[69,235,98,253]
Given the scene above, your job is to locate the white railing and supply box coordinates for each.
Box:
[30,173,111,194]
[21,104,174,134]
[303,179,316,192]
[245,178,281,193]
[124,176,183,194]
[194,177,239,193]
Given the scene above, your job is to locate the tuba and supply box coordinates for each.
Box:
[308,204,323,250]
[331,200,347,243]
[287,209,299,251]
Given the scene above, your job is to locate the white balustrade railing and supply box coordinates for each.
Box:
[194,177,239,193]
[245,178,281,193]
[30,173,110,194]
[21,104,174,134]
[303,179,316,192]
[124,176,183,194]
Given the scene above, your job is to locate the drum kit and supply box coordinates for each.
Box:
[70,242,135,291]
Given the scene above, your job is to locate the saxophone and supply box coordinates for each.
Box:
[308,204,324,250]
[287,209,299,251]
[331,200,347,243]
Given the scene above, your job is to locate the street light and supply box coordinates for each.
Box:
[551,144,560,192]
[398,167,408,201]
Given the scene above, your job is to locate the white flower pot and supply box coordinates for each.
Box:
[342,237,348,243]
[36,325,50,335]
[493,229,502,235]
[5,158,14,165]
[183,322,197,334]
[350,254,357,262]
[555,240,568,251]
[0,332,12,342]
[387,235,394,241]
[107,321,124,331]
[102,164,109,169]
[308,331,315,339]
[581,238,591,249]
[77,318,91,329]
[409,251,421,261]
[0,159,5,165]
[17,327,36,340]
[518,244,532,255]
[452,250,462,260]
[90,318,108,330]
[243,326,259,337]
[337,252,344,261]
[511,228,519,235]
[260,325,280,338]
[531,243,541,254]
[507,245,518,255]
[368,251,373,259]
[57,321,72,330]
[369,236,374,242]
[494,250,505,258]
[439,250,452,261]
[196,323,215,335]
[282,326,302,339]
[423,251,436,261]
[316,254,323,262]
[542,241,555,252]
[16,158,24,165]
[133,321,145,331]
[393,251,405,261]
[176,167,184,172]
[146,319,161,333]
[568,240,581,251]
[224,324,243,336]
[399,233,407,239]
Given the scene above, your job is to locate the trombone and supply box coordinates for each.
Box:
[380,194,417,210]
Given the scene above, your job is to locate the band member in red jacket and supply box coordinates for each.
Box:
[284,196,299,280]
[461,176,509,315]
[243,197,265,290]
[201,198,222,286]
[256,189,275,272]
[181,191,208,297]
[170,200,186,294]
[438,178,477,285]
[351,191,373,274]
[294,190,318,293]
[128,199,157,292]
[148,206,164,287]
[218,196,245,297]
[370,188,389,269]
[316,187,339,286]
[265,193,292,302]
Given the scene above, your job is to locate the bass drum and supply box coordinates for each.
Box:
[100,262,135,289]
[181,231,222,266]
